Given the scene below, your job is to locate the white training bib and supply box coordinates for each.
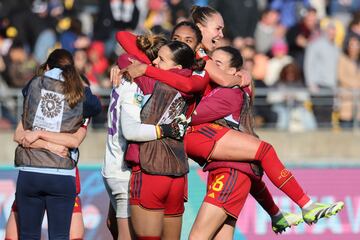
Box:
[33,89,64,132]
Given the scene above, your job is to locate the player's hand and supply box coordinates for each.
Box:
[46,142,69,158]
[121,59,147,79]
[110,65,122,87]
[158,114,189,140]
[21,130,40,147]
[235,69,252,87]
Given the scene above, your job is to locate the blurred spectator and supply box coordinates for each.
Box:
[86,41,110,88]
[240,44,256,64]
[304,20,340,126]
[328,0,360,26]
[252,53,278,127]
[344,12,360,44]
[254,8,281,54]
[209,0,260,40]
[337,36,360,128]
[267,62,317,131]
[3,42,37,88]
[144,0,172,32]
[74,48,90,76]
[0,18,15,55]
[286,7,320,72]
[214,37,231,48]
[194,0,208,6]
[9,0,58,62]
[270,0,312,29]
[264,40,293,86]
[320,17,346,47]
[0,53,17,128]
[59,17,91,54]
[168,0,192,26]
[309,0,327,19]
[232,36,255,51]
[305,20,340,93]
[252,53,269,81]
[134,0,150,32]
[93,0,140,57]
[0,75,17,128]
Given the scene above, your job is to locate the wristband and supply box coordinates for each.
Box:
[155,125,162,139]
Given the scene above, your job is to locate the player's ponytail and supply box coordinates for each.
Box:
[136,34,168,61]
[38,48,84,108]
[191,5,218,26]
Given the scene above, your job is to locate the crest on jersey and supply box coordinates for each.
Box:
[134,93,144,107]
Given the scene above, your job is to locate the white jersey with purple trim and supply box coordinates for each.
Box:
[102,79,157,179]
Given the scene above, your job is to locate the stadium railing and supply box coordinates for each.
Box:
[1,87,359,131]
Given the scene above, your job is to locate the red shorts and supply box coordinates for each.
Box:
[11,196,82,213]
[204,168,251,219]
[75,166,81,194]
[129,168,186,216]
[185,123,230,165]
[73,196,82,213]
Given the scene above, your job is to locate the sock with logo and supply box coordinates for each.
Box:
[255,141,310,208]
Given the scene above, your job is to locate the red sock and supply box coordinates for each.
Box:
[136,237,161,240]
[255,141,310,208]
[250,179,279,216]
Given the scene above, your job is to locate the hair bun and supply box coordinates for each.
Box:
[190,5,200,15]
[136,34,153,52]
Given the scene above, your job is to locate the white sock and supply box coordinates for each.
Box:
[302,200,314,209]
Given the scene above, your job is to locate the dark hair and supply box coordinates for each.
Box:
[80,74,90,86]
[166,41,205,71]
[171,21,203,46]
[136,34,168,61]
[191,5,218,26]
[37,48,84,108]
[279,62,302,83]
[214,46,257,137]
[214,46,244,71]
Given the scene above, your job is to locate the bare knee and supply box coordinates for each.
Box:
[189,228,207,240]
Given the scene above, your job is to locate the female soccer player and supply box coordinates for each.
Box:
[188,46,299,239]
[126,39,206,240]
[103,33,189,240]
[118,5,344,234]
[116,21,304,235]
[110,32,206,239]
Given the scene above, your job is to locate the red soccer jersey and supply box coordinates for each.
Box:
[116,31,210,94]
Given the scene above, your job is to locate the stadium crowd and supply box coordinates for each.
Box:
[0,0,359,131]
[2,1,352,240]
